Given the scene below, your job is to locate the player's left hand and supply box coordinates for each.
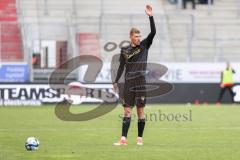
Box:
[145,5,153,17]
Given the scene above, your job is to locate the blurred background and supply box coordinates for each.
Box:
[1,0,240,105]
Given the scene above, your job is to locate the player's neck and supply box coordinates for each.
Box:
[130,43,137,47]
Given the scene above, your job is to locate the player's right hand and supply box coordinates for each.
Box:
[113,83,119,93]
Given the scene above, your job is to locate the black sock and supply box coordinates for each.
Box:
[138,118,145,137]
[122,117,131,138]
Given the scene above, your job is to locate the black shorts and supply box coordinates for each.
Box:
[119,77,146,108]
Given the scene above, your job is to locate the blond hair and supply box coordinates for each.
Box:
[130,27,140,35]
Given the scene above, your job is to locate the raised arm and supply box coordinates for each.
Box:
[144,5,156,49]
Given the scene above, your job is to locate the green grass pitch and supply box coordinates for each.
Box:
[0,104,240,160]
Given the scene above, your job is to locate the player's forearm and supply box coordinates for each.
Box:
[149,16,156,38]
[114,65,124,83]
[145,16,156,46]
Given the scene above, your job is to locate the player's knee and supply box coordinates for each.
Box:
[137,108,144,118]
[124,107,132,117]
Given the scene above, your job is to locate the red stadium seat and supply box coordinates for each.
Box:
[0,0,23,61]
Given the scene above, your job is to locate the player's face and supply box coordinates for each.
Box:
[130,33,141,46]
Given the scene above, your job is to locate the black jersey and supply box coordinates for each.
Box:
[115,16,156,83]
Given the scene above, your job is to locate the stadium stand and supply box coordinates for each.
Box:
[16,0,240,62]
[0,0,23,61]
[1,0,240,82]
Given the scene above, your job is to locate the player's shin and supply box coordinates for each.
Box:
[137,118,145,137]
[122,116,131,138]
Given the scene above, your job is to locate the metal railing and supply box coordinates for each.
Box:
[4,15,240,64]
